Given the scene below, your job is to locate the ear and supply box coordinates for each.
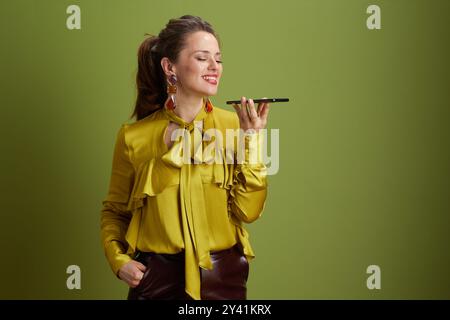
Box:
[161,57,177,77]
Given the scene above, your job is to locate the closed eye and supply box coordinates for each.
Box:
[197,58,223,64]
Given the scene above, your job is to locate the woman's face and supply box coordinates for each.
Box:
[170,31,223,97]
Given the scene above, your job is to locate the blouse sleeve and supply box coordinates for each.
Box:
[229,130,268,223]
[100,124,134,278]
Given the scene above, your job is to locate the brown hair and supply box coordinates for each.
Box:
[131,15,221,121]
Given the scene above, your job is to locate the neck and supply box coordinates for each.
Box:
[172,90,204,123]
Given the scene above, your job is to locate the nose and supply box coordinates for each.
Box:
[208,57,220,70]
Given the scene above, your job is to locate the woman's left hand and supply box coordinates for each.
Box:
[232,96,270,132]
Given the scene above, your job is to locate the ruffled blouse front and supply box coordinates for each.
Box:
[100,100,268,300]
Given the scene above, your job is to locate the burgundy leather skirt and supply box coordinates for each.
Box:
[127,244,249,300]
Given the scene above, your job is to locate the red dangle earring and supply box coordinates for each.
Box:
[164,74,177,111]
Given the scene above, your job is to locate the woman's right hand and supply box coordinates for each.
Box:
[118,260,147,288]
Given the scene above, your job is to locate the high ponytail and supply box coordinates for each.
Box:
[131,15,220,121]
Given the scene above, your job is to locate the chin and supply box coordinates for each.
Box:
[198,89,219,97]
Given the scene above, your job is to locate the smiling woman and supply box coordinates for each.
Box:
[160,31,223,111]
[100,15,270,301]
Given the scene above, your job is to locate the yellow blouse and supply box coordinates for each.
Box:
[100,99,268,300]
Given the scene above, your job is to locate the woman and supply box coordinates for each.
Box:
[100,15,270,300]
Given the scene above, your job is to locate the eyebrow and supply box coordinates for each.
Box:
[193,50,221,56]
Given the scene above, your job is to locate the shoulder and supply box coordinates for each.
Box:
[120,109,166,142]
[115,109,167,163]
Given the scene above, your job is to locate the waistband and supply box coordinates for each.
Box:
[134,244,241,261]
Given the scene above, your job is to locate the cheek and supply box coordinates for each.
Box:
[177,68,198,86]
[186,63,203,76]
[183,66,203,84]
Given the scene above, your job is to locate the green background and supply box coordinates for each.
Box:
[1,0,449,299]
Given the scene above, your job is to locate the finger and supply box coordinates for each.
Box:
[257,97,268,116]
[240,96,250,123]
[259,102,270,120]
[232,103,241,119]
[247,98,258,121]
[257,103,267,117]
[135,262,147,272]
[136,271,144,281]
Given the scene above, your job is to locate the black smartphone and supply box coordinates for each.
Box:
[226,98,289,104]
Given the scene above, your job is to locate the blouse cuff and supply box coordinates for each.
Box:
[105,240,132,278]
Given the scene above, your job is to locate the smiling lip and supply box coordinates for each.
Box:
[202,75,218,85]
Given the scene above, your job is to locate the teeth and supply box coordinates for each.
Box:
[202,76,217,80]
